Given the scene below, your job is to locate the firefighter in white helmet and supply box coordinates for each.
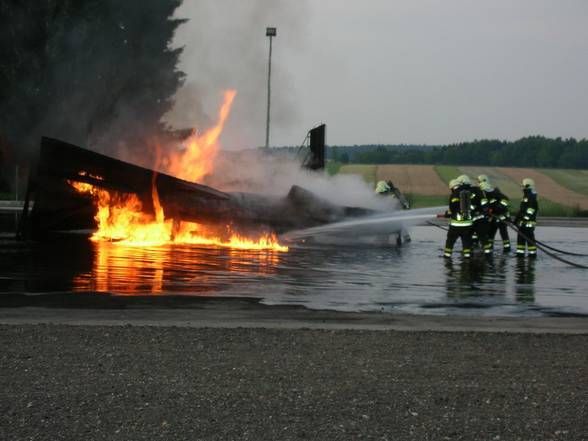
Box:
[478,175,511,252]
[458,174,491,255]
[515,178,539,257]
[438,178,473,258]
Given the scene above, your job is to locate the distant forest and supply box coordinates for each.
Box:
[324,136,588,169]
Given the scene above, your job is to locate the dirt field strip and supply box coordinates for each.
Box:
[375,164,447,195]
[499,167,588,210]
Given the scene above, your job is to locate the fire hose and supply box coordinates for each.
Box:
[504,219,588,269]
[426,220,448,231]
[504,220,588,257]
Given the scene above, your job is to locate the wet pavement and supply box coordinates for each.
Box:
[1,226,588,317]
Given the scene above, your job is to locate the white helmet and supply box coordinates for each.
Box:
[522,178,535,190]
[375,180,391,194]
[478,174,489,184]
[449,179,461,190]
[457,174,471,186]
[480,181,493,192]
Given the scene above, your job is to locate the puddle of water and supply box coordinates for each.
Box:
[1,226,588,317]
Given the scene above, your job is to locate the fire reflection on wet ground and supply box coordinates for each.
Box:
[70,241,281,295]
[1,227,588,317]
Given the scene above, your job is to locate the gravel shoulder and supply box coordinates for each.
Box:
[1,322,587,441]
[1,303,588,440]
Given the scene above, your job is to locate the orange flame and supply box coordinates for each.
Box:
[166,89,236,183]
[69,180,288,251]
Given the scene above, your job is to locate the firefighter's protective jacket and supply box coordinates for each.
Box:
[517,189,538,227]
[485,188,510,221]
[468,185,488,222]
[445,186,473,227]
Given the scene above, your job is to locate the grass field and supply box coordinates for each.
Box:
[405,194,447,209]
[499,168,588,211]
[434,165,462,185]
[542,169,588,197]
[338,164,376,183]
[458,166,521,196]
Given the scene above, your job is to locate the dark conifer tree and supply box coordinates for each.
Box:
[0,0,186,166]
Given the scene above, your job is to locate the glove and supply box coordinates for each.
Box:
[436,213,445,218]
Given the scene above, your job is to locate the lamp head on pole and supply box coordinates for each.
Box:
[266,27,277,37]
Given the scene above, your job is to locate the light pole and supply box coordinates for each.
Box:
[265,27,276,148]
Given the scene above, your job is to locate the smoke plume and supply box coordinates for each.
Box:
[205,149,398,212]
[165,0,311,150]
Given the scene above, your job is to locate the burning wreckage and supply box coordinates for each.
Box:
[19,137,408,250]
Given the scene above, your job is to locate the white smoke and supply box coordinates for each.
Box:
[205,149,398,212]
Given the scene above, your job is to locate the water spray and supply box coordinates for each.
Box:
[282,207,444,242]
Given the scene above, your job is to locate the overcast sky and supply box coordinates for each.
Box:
[169,0,588,148]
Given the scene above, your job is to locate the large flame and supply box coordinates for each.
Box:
[68,89,287,252]
[70,180,288,252]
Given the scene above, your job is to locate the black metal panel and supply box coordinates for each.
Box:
[307,124,326,170]
[24,137,230,238]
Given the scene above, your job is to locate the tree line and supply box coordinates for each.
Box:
[328,136,588,169]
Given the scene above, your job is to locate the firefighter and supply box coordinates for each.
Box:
[478,175,511,252]
[515,178,539,257]
[386,180,410,209]
[458,174,491,255]
[439,178,473,258]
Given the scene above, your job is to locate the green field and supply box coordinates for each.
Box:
[338,164,376,183]
[542,169,588,197]
[326,161,342,176]
[458,166,521,198]
[434,165,462,184]
[509,198,581,217]
[405,194,447,209]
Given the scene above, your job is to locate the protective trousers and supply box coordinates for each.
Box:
[516,226,537,257]
[488,220,511,251]
[472,219,492,254]
[444,226,472,258]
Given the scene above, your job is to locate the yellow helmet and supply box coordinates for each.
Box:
[480,181,493,192]
[522,178,535,189]
[457,174,471,186]
[449,179,460,190]
[375,180,391,194]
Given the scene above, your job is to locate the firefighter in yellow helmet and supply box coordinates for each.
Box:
[439,178,473,258]
[458,174,491,255]
[478,175,511,252]
[515,178,538,257]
